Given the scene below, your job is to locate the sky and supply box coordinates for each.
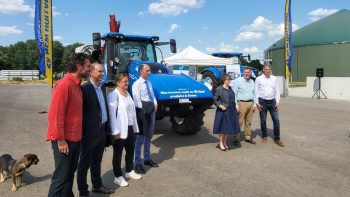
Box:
[0,0,349,60]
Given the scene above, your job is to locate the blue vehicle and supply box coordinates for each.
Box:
[90,15,213,135]
[201,52,259,91]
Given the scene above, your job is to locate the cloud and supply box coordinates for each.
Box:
[241,16,274,32]
[267,23,299,37]
[235,31,264,41]
[0,0,34,16]
[27,22,34,26]
[52,7,62,17]
[205,47,215,53]
[308,8,338,16]
[218,42,238,52]
[138,11,145,16]
[243,46,259,54]
[206,42,239,53]
[53,35,63,41]
[308,8,338,21]
[168,23,179,33]
[0,26,22,36]
[236,16,299,41]
[148,0,204,16]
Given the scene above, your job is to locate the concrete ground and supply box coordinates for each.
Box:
[0,84,349,197]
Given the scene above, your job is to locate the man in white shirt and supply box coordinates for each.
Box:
[255,65,285,147]
[132,64,159,174]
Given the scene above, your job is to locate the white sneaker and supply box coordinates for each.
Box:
[114,176,129,187]
[125,170,142,180]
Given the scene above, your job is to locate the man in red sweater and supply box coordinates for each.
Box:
[46,52,90,197]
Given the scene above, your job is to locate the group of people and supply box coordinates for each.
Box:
[45,52,284,196]
[213,65,285,151]
[46,53,159,197]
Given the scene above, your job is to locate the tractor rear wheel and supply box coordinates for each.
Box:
[170,113,205,135]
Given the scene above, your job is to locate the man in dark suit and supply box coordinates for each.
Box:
[77,63,114,196]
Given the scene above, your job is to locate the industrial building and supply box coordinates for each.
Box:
[265,9,350,82]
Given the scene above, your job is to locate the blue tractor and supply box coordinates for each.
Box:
[90,15,213,135]
[201,52,259,91]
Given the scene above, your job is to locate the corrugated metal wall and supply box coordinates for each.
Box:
[269,43,350,82]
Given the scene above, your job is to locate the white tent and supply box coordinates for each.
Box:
[164,45,233,66]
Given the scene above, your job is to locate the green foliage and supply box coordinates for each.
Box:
[241,58,249,66]
[0,40,84,73]
[53,41,65,72]
[12,77,23,81]
[61,42,84,72]
[249,59,263,71]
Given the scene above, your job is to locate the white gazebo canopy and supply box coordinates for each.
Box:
[164,45,232,66]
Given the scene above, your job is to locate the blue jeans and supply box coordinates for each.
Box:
[135,112,155,165]
[259,98,280,140]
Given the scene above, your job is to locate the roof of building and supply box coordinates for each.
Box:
[266,9,350,51]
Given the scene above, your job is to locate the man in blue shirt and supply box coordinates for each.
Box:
[233,67,257,145]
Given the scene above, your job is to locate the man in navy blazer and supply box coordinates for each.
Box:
[77,63,114,196]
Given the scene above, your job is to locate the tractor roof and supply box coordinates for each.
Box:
[211,52,243,58]
[102,32,159,42]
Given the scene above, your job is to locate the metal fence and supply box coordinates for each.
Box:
[0,70,40,80]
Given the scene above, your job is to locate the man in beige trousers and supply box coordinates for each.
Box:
[233,67,257,146]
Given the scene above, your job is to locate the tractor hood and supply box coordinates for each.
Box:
[149,73,213,101]
[128,60,212,101]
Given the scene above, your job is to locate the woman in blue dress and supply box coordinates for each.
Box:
[213,74,240,151]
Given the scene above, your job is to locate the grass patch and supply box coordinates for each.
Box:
[12,77,23,82]
[289,81,306,87]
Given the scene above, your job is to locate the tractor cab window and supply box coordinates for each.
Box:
[150,64,168,74]
[117,41,156,71]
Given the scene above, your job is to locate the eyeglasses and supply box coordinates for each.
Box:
[120,80,128,83]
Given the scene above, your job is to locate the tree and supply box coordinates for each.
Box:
[25,39,40,70]
[0,46,11,70]
[13,41,27,70]
[249,59,263,71]
[61,42,84,72]
[241,58,249,66]
[0,40,85,72]
[52,41,64,72]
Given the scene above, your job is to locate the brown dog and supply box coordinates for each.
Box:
[0,153,39,191]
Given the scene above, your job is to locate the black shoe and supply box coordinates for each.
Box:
[216,144,227,151]
[92,186,115,194]
[245,139,256,144]
[135,164,146,174]
[233,141,242,148]
[144,159,159,167]
[274,140,285,147]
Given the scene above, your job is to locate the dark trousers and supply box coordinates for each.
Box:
[259,98,280,140]
[77,125,106,196]
[112,126,135,177]
[48,140,80,197]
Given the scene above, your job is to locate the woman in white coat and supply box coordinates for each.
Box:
[108,73,142,187]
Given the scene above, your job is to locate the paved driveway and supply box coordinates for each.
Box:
[0,84,349,197]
